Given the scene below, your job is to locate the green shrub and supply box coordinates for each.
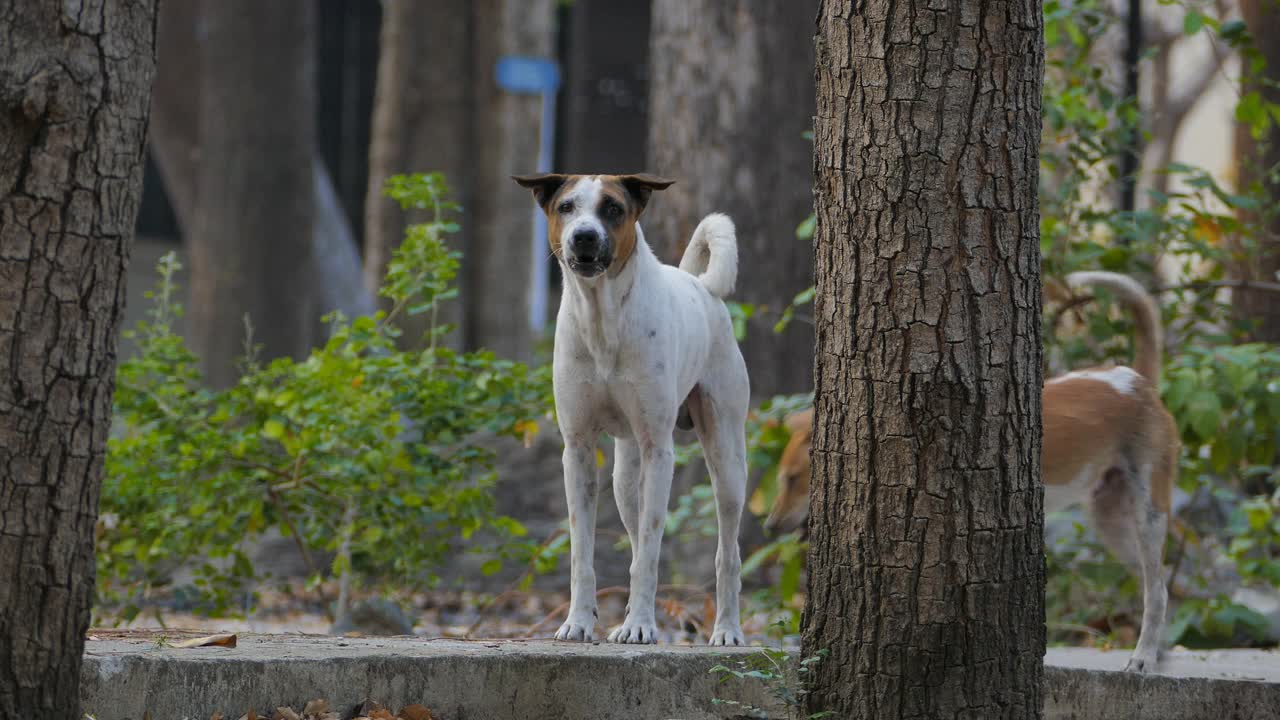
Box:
[98,173,552,621]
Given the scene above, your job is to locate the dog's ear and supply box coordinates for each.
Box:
[513,173,571,210]
[617,174,675,213]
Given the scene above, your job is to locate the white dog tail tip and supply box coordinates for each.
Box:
[1066,270,1164,383]
[678,213,738,298]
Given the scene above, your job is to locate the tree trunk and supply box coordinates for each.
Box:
[647,0,818,400]
[0,2,157,717]
[804,1,1045,717]
[363,0,473,348]
[1233,0,1280,343]
[466,0,555,360]
[190,0,317,387]
[151,0,374,333]
[365,0,553,358]
[562,0,652,173]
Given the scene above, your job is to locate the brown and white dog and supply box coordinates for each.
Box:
[514,173,749,645]
[763,271,1179,672]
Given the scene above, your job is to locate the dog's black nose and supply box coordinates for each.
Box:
[570,228,602,256]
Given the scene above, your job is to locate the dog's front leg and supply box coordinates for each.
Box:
[608,438,674,644]
[555,441,600,641]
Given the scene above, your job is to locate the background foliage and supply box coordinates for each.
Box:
[98,175,552,621]
[99,2,1279,652]
[698,0,1280,649]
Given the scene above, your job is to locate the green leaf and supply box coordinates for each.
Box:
[262,419,286,440]
[1186,391,1222,440]
[795,214,816,240]
[1183,10,1204,35]
[481,558,503,576]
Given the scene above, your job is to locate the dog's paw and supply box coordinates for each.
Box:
[1124,649,1158,673]
[607,617,659,644]
[554,616,595,642]
[708,625,745,646]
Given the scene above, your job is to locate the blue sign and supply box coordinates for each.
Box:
[495,56,561,95]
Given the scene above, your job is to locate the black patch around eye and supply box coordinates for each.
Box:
[600,200,624,222]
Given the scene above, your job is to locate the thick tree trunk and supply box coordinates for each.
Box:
[804,1,1045,718]
[647,0,818,400]
[190,1,317,387]
[0,2,157,717]
[466,0,555,360]
[151,0,374,332]
[1233,0,1280,343]
[363,0,473,348]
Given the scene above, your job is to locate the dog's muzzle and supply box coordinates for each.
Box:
[566,229,611,277]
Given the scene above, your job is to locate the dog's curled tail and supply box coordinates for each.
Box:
[1066,271,1164,382]
[678,213,738,298]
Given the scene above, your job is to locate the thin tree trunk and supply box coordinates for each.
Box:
[805,0,1045,717]
[466,0,555,360]
[363,0,473,348]
[647,0,818,400]
[190,0,317,387]
[0,2,157,717]
[1233,0,1280,342]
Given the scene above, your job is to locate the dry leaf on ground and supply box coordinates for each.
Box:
[301,699,339,720]
[270,708,301,720]
[397,704,433,720]
[172,633,237,649]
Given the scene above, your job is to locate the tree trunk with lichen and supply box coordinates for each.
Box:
[0,1,157,717]
[804,1,1046,717]
[1233,0,1280,343]
[647,0,819,400]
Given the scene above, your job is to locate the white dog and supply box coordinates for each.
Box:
[514,173,749,645]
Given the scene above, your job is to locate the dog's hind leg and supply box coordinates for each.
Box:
[691,389,747,646]
[555,441,601,642]
[1090,464,1168,672]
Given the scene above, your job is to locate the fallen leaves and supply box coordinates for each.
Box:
[172,633,238,649]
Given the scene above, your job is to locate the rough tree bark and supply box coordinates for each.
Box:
[1233,0,1280,342]
[804,1,1045,717]
[0,1,157,717]
[150,0,373,332]
[190,0,317,387]
[647,0,819,399]
[363,0,473,348]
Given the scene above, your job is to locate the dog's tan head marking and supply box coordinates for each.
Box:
[513,173,674,279]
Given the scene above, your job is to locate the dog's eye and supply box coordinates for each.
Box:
[604,203,623,220]
[558,200,574,214]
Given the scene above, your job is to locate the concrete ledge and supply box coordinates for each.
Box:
[82,635,1280,720]
[1044,647,1280,720]
[82,634,777,720]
